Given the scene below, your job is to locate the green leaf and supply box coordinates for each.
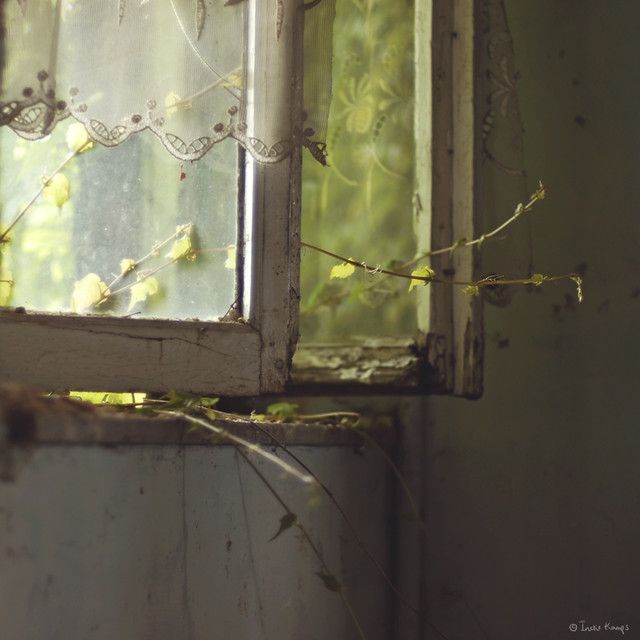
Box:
[224,245,236,270]
[530,273,546,286]
[43,173,70,208]
[408,265,435,292]
[166,235,192,261]
[128,277,160,311]
[162,390,219,411]
[266,402,299,420]
[269,513,297,542]
[462,285,480,296]
[330,261,356,280]
[120,258,136,276]
[72,273,109,312]
[315,571,341,593]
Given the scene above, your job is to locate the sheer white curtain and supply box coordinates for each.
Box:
[0,0,333,163]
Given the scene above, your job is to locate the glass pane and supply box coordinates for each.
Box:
[300,0,416,341]
[0,0,243,321]
[0,126,238,320]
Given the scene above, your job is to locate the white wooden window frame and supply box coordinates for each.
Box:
[0,0,304,397]
[415,0,483,397]
[0,0,482,399]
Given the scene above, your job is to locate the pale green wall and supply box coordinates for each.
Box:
[1,4,638,639]
[423,2,640,637]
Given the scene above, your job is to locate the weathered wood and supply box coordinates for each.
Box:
[245,0,302,392]
[451,0,483,398]
[416,0,483,398]
[0,387,394,448]
[0,311,261,395]
[291,339,434,392]
[0,1,304,398]
[416,0,454,391]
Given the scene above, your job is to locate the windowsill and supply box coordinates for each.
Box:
[290,337,442,394]
[0,387,395,449]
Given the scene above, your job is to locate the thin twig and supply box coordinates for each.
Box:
[158,410,315,485]
[0,148,80,244]
[104,222,193,293]
[247,420,420,617]
[302,240,580,290]
[301,182,549,313]
[104,257,180,301]
[237,449,368,640]
[417,182,544,261]
[358,430,428,542]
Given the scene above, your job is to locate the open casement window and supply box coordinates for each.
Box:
[417,0,483,397]
[293,0,483,398]
[0,0,307,395]
[0,0,482,399]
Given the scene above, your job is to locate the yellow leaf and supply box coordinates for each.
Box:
[72,273,109,312]
[462,285,480,296]
[120,258,136,276]
[0,224,11,243]
[330,261,356,279]
[224,245,236,270]
[0,269,13,306]
[530,273,546,286]
[128,277,160,311]
[408,265,435,291]
[570,275,584,303]
[43,173,70,208]
[66,122,94,153]
[166,236,192,260]
[223,70,243,89]
[71,391,146,405]
[165,92,190,116]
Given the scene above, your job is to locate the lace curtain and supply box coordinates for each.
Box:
[0,0,333,163]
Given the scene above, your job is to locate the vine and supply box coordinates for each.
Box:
[0,124,582,318]
[303,181,583,306]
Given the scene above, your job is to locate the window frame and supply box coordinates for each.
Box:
[0,0,303,396]
[0,0,483,399]
[291,0,483,399]
[416,0,483,398]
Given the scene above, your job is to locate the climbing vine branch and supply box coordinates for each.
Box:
[302,181,584,304]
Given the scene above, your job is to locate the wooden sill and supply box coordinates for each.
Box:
[0,387,395,449]
[289,338,443,395]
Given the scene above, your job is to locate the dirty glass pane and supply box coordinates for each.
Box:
[0,125,238,320]
[300,0,417,341]
[0,0,244,321]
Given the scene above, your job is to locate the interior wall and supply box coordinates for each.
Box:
[0,444,393,640]
[423,1,640,638]
[2,3,639,640]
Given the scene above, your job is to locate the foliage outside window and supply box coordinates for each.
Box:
[301,0,417,341]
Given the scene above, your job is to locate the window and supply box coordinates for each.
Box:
[294,0,483,398]
[0,0,305,395]
[0,0,482,399]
